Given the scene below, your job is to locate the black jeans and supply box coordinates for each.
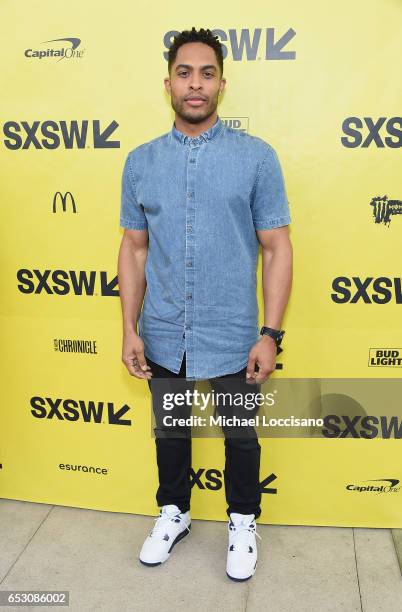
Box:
[146,352,262,519]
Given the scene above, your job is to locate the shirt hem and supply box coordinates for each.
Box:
[253,215,291,230]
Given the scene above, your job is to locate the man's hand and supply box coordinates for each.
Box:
[246,335,277,384]
[122,329,152,380]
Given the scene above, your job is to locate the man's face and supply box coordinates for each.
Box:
[164,42,226,124]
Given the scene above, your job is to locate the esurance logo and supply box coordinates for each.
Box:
[3,120,120,150]
[331,277,402,304]
[163,28,296,61]
[370,195,402,226]
[346,479,400,494]
[17,269,119,296]
[31,396,131,425]
[341,117,402,148]
[24,37,85,61]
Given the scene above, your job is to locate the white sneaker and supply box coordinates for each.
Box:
[139,504,191,566]
[226,512,261,581]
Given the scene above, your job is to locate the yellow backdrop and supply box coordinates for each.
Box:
[1,0,401,527]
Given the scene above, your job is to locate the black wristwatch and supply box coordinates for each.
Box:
[259,326,285,354]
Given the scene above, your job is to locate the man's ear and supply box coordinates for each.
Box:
[164,77,171,95]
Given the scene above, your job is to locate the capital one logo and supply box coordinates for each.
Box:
[2,120,120,150]
[24,37,85,62]
[341,117,402,148]
[163,28,296,61]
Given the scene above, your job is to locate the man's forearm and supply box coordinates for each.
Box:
[261,239,293,329]
[117,234,148,333]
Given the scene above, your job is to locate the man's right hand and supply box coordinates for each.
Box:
[122,329,152,379]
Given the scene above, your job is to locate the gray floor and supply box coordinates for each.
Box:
[0,499,401,612]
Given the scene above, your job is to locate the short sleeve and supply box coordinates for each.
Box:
[250,145,291,230]
[119,153,148,230]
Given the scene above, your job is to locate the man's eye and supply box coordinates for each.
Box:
[204,73,213,77]
[179,72,188,76]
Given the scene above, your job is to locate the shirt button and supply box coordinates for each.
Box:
[185,324,191,330]
[187,191,194,198]
[186,293,192,300]
[186,261,193,267]
[189,158,196,163]
[187,224,193,232]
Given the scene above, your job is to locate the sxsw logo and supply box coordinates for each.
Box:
[331,277,402,304]
[190,468,277,494]
[24,37,85,62]
[17,269,119,296]
[163,28,296,61]
[322,416,402,439]
[2,120,120,149]
[341,117,402,148]
[370,195,402,226]
[31,396,131,425]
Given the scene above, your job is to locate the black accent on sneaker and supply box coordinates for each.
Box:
[230,544,234,551]
[167,522,191,553]
[249,545,253,553]
[226,571,253,582]
[139,524,191,568]
[139,559,162,567]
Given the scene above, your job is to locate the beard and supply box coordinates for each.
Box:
[171,93,219,125]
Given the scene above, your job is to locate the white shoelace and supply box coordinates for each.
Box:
[228,521,262,552]
[150,510,190,538]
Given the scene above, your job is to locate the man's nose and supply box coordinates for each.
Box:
[189,74,202,89]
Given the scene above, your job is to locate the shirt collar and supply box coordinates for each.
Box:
[171,115,224,145]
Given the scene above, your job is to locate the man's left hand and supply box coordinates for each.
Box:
[246,335,277,384]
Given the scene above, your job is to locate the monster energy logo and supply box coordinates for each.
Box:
[370,195,402,226]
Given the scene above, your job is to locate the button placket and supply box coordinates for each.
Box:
[184,141,202,378]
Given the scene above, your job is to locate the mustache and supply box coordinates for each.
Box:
[184,95,208,101]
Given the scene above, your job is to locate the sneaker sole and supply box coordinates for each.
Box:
[226,560,257,582]
[139,523,191,567]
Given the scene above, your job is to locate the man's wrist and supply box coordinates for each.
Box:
[123,322,138,334]
[259,334,277,348]
[259,326,285,354]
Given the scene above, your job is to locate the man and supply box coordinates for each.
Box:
[118,27,292,581]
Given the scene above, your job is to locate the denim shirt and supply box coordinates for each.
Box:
[120,115,291,380]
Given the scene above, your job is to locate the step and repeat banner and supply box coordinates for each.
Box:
[1,0,401,527]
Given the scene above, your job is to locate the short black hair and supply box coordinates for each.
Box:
[168,27,224,77]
